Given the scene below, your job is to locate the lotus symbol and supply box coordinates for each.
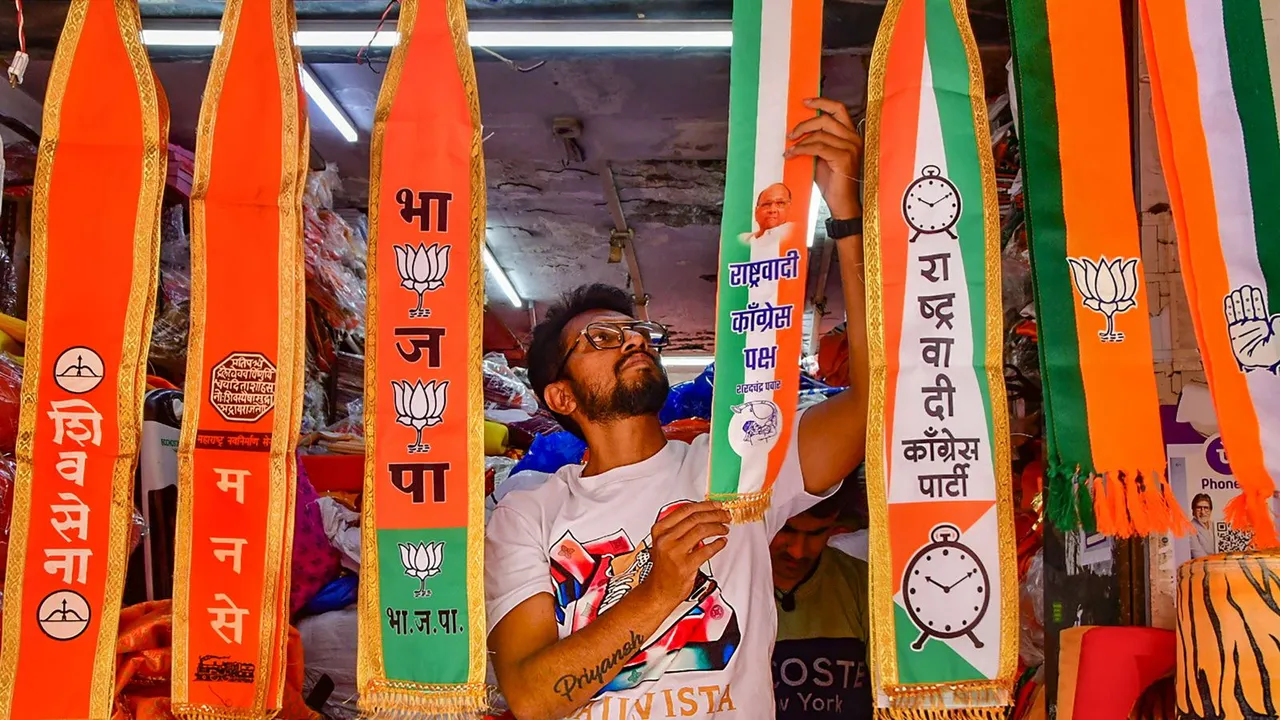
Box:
[390,379,449,453]
[1067,256,1139,342]
[398,541,444,598]
[394,243,452,318]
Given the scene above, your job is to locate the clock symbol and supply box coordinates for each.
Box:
[901,523,990,651]
[902,165,962,242]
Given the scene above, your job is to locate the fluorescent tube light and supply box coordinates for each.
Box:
[141,24,732,50]
[467,30,731,48]
[140,29,222,46]
[482,244,524,308]
[298,66,358,143]
[661,355,714,368]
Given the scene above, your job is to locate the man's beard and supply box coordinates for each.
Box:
[570,352,670,424]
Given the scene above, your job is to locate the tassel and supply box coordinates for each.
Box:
[1075,476,1097,534]
[715,490,772,524]
[1046,464,1077,531]
[1091,475,1115,536]
[1128,472,1155,537]
[1225,492,1279,549]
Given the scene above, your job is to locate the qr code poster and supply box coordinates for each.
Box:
[1162,400,1280,567]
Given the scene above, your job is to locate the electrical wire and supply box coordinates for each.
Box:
[14,0,24,54]
[357,0,398,75]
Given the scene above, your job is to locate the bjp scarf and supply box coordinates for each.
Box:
[0,1,167,717]
[1008,0,1187,538]
[356,0,489,714]
[863,0,1017,715]
[708,0,821,523]
[1140,0,1280,548]
[171,1,308,717]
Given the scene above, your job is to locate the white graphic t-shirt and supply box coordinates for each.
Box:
[485,419,827,719]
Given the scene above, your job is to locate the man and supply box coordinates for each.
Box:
[771,490,870,720]
[1189,493,1216,558]
[739,183,795,243]
[485,96,869,720]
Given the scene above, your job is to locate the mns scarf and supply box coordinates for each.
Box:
[357,0,489,714]
[1140,0,1280,548]
[171,1,309,717]
[863,0,1017,715]
[708,0,821,522]
[1008,0,1188,538]
[0,2,166,717]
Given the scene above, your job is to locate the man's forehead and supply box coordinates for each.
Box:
[562,309,634,340]
[760,185,790,202]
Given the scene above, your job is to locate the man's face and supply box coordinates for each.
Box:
[754,184,792,232]
[1193,499,1212,526]
[556,309,670,429]
[770,511,839,589]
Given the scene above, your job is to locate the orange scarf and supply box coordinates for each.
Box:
[0,2,167,717]
[171,1,308,718]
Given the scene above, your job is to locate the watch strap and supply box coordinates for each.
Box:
[825,216,863,239]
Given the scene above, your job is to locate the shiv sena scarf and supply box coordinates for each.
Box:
[0,2,167,718]
[356,0,489,714]
[708,0,821,523]
[1008,0,1188,538]
[863,0,1017,715]
[171,1,309,717]
[1140,0,1280,548]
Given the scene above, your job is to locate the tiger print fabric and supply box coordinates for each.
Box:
[1176,552,1280,719]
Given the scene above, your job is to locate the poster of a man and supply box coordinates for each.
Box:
[739,182,795,243]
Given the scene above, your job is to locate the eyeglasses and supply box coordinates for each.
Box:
[556,320,670,380]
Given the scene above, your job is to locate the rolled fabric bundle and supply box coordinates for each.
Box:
[1176,551,1280,719]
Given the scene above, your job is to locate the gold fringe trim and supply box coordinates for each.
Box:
[875,707,1007,720]
[710,489,772,523]
[876,681,1011,720]
[172,705,278,720]
[358,680,492,719]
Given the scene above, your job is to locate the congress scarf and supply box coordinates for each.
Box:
[1140,0,1280,548]
[863,0,1017,715]
[708,0,821,523]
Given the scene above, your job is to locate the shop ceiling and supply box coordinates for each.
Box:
[3,0,1009,353]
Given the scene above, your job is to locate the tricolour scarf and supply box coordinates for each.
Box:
[708,0,821,523]
[171,1,309,717]
[1140,0,1280,548]
[1008,0,1188,538]
[357,0,490,714]
[863,0,1017,715]
[0,2,166,717]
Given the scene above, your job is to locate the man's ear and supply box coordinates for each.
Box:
[542,380,577,418]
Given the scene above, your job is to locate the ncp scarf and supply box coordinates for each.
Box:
[171,1,309,717]
[356,0,489,714]
[0,2,166,718]
[708,0,821,523]
[1008,0,1186,538]
[863,0,1017,715]
[1141,0,1280,548]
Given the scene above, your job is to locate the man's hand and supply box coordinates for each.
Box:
[640,501,730,611]
[785,97,864,219]
[1225,284,1280,373]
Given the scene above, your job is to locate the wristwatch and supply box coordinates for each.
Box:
[825,216,864,240]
